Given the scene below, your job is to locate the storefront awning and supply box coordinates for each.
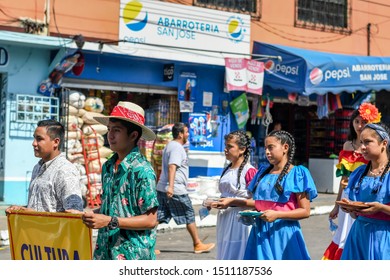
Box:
[253,41,390,96]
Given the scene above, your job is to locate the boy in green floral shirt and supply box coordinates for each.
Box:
[73,101,159,260]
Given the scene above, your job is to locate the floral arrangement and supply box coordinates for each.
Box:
[358,102,381,123]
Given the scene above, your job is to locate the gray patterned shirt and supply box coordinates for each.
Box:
[27,153,83,212]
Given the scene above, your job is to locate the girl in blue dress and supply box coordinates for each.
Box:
[340,122,390,260]
[215,130,318,260]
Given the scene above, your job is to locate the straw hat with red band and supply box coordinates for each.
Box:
[94,101,156,141]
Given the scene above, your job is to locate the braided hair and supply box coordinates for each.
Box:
[252,130,296,195]
[354,122,390,194]
[220,130,252,189]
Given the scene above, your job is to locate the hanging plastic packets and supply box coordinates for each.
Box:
[199,207,210,220]
[329,219,338,235]
[251,94,259,125]
[256,95,263,124]
[262,95,273,134]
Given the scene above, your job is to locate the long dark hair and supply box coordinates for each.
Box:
[354,122,390,194]
[347,110,360,142]
[220,130,251,189]
[252,130,296,195]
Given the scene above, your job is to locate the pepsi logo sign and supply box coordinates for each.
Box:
[264,60,275,71]
[309,68,323,85]
[264,61,299,75]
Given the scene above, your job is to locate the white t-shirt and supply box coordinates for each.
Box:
[157,140,189,195]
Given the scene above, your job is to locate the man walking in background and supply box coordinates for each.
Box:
[157,122,215,254]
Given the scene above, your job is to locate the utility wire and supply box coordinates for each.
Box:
[358,0,390,8]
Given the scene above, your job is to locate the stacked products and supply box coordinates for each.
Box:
[152,124,173,180]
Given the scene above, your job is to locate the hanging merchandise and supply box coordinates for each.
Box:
[316,94,328,119]
[327,93,343,112]
[256,95,263,124]
[251,94,259,125]
[262,95,273,135]
[230,93,250,129]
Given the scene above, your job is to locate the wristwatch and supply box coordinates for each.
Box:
[107,216,119,230]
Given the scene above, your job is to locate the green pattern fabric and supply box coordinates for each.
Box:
[336,166,352,178]
[93,147,158,260]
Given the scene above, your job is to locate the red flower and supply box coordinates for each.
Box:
[358,103,381,123]
[138,198,144,207]
[117,254,126,260]
[121,198,129,205]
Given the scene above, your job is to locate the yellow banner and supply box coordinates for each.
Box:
[7,211,92,260]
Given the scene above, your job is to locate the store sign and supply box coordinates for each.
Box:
[0,47,9,67]
[119,0,250,55]
[163,63,174,81]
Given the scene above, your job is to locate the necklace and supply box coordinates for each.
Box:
[369,165,385,176]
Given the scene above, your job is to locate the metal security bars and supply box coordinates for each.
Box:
[295,0,351,34]
[195,0,261,19]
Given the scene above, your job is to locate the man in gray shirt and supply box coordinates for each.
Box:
[6,119,83,213]
[157,122,215,254]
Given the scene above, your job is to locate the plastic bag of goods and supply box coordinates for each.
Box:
[67,139,82,154]
[68,91,86,109]
[156,124,174,143]
[84,134,105,151]
[88,146,113,159]
[82,124,108,135]
[84,97,104,113]
[68,115,84,131]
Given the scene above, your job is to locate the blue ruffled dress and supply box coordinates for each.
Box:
[243,165,318,260]
[341,165,390,260]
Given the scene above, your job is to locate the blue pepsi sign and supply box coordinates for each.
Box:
[253,42,390,95]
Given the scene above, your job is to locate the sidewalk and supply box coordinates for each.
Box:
[0,192,337,246]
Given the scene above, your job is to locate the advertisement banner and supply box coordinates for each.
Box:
[178,72,197,102]
[253,41,390,95]
[246,60,264,95]
[7,211,93,260]
[225,58,248,92]
[230,93,249,129]
[189,113,210,145]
